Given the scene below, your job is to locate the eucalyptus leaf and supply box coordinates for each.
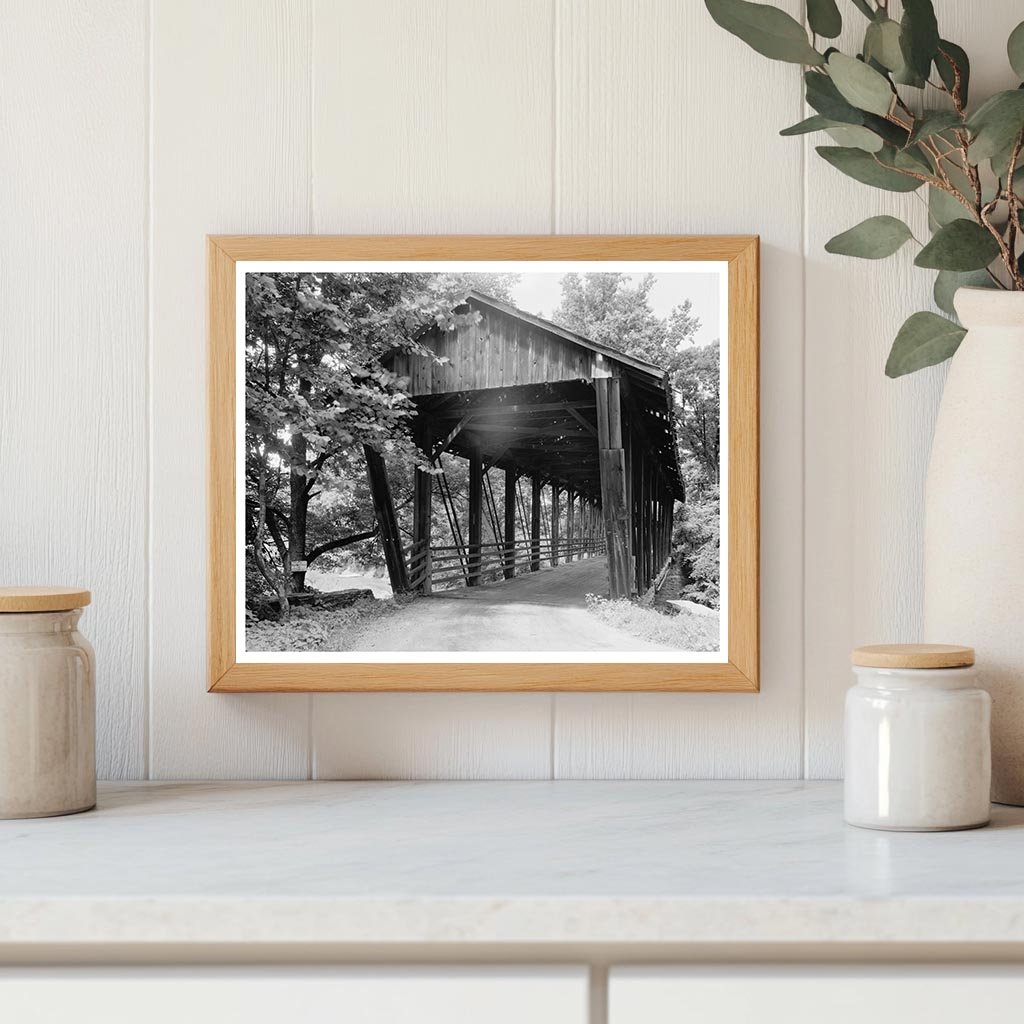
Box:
[967,90,1024,163]
[826,125,884,152]
[899,0,940,82]
[1009,20,1024,79]
[807,0,841,39]
[827,52,894,117]
[805,71,869,124]
[915,220,1001,271]
[908,111,962,146]
[705,0,825,65]
[863,112,910,148]
[935,40,970,106]
[991,134,1022,183]
[865,17,924,87]
[816,145,922,192]
[885,311,966,378]
[780,114,835,136]
[933,270,993,318]
[825,216,914,259]
[928,185,969,229]
[892,144,933,175]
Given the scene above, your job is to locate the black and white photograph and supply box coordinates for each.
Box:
[240,262,726,662]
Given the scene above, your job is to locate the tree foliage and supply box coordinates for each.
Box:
[552,272,721,599]
[245,272,474,606]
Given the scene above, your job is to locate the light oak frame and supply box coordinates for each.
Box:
[208,235,759,692]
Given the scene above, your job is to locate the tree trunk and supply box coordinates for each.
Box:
[288,428,309,592]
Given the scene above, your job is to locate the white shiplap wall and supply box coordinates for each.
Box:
[2,0,1017,780]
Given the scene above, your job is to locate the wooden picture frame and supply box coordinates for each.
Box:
[209,235,758,692]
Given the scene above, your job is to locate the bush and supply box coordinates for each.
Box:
[676,487,720,609]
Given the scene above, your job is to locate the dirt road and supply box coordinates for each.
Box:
[339,556,677,653]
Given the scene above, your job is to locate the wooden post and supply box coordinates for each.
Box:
[468,447,483,586]
[551,484,560,567]
[566,488,575,562]
[503,467,517,579]
[363,444,409,594]
[530,475,541,572]
[595,377,631,600]
[412,466,433,595]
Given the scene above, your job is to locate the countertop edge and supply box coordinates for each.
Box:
[3,896,1024,948]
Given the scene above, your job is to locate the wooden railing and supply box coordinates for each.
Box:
[404,537,607,593]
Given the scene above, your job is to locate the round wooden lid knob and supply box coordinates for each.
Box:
[0,587,92,613]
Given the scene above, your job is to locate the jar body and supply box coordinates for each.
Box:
[0,610,96,818]
[844,666,990,831]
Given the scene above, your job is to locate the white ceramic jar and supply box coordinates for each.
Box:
[0,587,95,818]
[844,644,990,832]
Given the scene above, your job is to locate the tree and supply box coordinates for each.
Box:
[245,272,473,606]
[675,340,720,486]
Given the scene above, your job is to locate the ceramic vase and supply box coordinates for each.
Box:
[924,287,1024,805]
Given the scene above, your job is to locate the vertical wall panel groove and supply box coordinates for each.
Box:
[306,0,557,779]
[550,0,805,778]
[0,0,149,779]
[148,0,313,778]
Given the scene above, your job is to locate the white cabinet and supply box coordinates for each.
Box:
[610,967,1024,1023]
[0,967,588,1024]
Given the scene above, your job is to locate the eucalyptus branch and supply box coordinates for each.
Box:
[705,0,1024,376]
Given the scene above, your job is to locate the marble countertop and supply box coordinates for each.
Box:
[2,781,1024,954]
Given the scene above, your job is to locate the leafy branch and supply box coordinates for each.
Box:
[706,0,1024,376]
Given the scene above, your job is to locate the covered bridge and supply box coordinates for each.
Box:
[371,291,685,601]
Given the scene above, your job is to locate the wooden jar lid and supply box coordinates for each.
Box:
[852,644,974,669]
[0,587,92,613]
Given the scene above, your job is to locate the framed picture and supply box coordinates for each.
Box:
[208,236,758,692]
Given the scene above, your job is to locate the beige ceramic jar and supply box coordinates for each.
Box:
[0,587,95,818]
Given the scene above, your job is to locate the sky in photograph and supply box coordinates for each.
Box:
[508,272,721,347]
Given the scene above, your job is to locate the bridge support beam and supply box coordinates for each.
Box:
[530,476,541,572]
[503,467,517,580]
[468,447,483,586]
[364,444,409,594]
[551,484,560,567]
[595,377,632,600]
[566,488,574,563]
[412,465,433,595]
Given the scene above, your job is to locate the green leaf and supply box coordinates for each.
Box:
[816,145,923,192]
[928,185,969,229]
[805,71,867,124]
[933,270,994,318]
[935,40,970,106]
[807,0,841,39]
[850,0,875,17]
[705,0,825,64]
[863,112,910,148]
[908,111,962,145]
[780,114,835,136]
[885,311,966,377]
[892,144,933,175]
[780,114,882,151]
[827,52,894,116]
[865,17,924,87]
[826,125,884,152]
[967,90,1024,163]
[900,0,940,81]
[915,220,1002,271]
[1009,21,1024,79]
[825,215,914,259]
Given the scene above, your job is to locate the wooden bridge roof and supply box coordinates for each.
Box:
[388,291,685,501]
